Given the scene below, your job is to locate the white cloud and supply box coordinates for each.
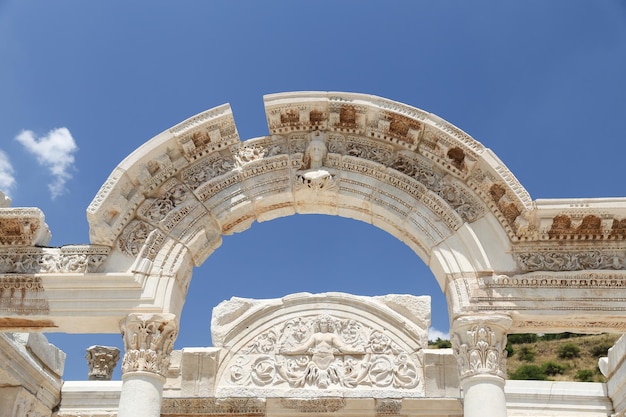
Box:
[428,327,450,342]
[0,149,16,195]
[15,128,78,199]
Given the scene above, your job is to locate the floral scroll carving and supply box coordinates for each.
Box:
[451,316,511,381]
[516,250,625,272]
[0,246,109,274]
[227,314,421,390]
[120,313,178,377]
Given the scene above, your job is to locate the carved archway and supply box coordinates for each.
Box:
[79,91,626,335]
[84,92,524,326]
[3,91,626,335]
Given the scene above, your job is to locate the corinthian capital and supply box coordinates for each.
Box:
[120,313,178,377]
[86,345,120,380]
[450,315,512,381]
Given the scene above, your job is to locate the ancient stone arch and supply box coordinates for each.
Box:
[2,91,626,417]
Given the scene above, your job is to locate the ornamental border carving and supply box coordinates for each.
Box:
[161,398,265,415]
[0,246,109,274]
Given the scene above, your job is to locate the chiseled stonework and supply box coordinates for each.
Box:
[0,246,109,274]
[86,345,120,380]
[450,316,511,381]
[227,313,421,390]
[0,276,48,315]
[161,398,265,416]
[212,293,429,400]
[120,313,178,377]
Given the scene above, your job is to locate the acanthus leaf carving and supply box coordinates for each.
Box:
[120,313,178,377]
[451,316,511,381]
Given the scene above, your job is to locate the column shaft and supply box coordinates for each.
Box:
[118,372,165,417]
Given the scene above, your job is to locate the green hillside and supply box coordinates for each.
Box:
[430,333,620,382]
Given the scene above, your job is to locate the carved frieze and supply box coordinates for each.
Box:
[226,314,421,390]
[451,316,511,381]
[280,398,346,413]
[389,153,484,223]
[161,398,265,415]
[328,133,395,166]
[516,250,626,272]
[120,313,178,377]
[0,246,109,274]
[86,345,120,380]
[481,272,626,289]
[0,276,48,315]
[180,153,235,190]
[138,181,191,224]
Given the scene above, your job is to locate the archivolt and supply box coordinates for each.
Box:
[87,92,530,298]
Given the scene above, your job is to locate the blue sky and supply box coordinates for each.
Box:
[1,1,625,381]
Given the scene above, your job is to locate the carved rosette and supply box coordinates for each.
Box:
[120,313,178,377]
[86,345,121,380]
[450,315,512,381]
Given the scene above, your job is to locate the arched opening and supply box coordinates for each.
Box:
[179,214,449,348]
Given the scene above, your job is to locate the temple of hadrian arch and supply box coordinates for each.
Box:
[2,91,626,416]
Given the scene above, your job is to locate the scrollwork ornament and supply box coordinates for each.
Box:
[517,250,625,272]
[226,314,421,390]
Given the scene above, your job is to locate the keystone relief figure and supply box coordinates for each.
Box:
[295,132,337,192]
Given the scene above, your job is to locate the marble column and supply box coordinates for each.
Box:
[451,314,512,417]
[117,313,178,417]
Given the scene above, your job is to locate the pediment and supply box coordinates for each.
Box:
[212,292,430,398]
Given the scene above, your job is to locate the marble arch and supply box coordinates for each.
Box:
[3,91,626,417]
[79,91,626,335]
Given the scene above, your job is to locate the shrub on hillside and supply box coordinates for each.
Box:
[557,343,581,359]
[590,341,614,358]
[509,364,548,380]
[541,361,566,376]
[517,346,536,362]
[575,369,595,382]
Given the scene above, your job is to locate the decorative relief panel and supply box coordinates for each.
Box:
[138,180,192,224]
[516,250,626,272]
[389,153,484,223]
[161,398,265,416]
[117,219,152,257]
[0,246,109,274]
[224,314,422,391]
[480,272,626,289]
[0,276,48,315]
[181,153,235,190]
